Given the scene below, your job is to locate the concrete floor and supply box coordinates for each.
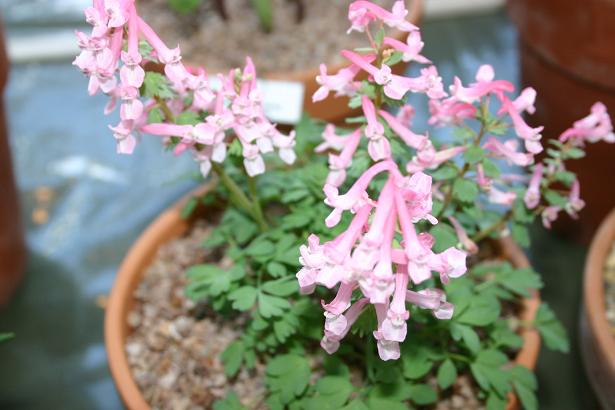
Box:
[0,10,599,410]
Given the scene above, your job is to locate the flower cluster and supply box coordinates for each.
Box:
[73,0,295,177]
[299,0,614,361]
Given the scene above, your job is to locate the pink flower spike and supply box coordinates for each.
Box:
[362,178,396,247]
[313,63,362,102]
[449,65,514,104]
[559,102,615,145]
[428,98,477,127]
[322,282,355,315]
[448,216,478,254]
[483,137,534,167]
[383,32,430,64]
[565,179,585,218]
[362,96,391,161]
[541,206,561,229]
[316,125,349,153]
[524,163,543,209]
[379,110,428,150]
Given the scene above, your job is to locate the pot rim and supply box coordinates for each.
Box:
[105,184,541,410]
[583,208,615,372]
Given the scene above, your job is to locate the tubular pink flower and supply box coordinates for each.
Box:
[524,163,543,209]
[381,273,409,342]
[362,96,391,161]
[322,282,355,315]
[449,65,514,104]
[313,63,363,102]
[503,99,544,154]
[316,125,347,153]
[510,87,537,115]
[320,298,369,354]
[323,160,402,227]
[383,32,430,64]
[109,121,137,154]
[428,98,476,127]
[488,186,517,206]
[347,0,418,33]
[541,206,561,229]
[379,110,428,150]
[559,102,615,145]
[396,104,416,128]
[363,212,396,304]
[323,129,361,187]
[406,143,466,173]
[483,137,534,167]
[373,302,400,361]
[565,179,585,218]
[448,216,478,254]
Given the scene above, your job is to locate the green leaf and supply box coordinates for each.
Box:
[514,381,538,410]
[457,294,500,326]
[482,158,501,179]
[262,278,298,297]
[408,384,437,405]
[281,188,310,203]
[266,354,311,404]
[147,107,164,123]
[168,0,202,14]
[245,239,275,257]
[212,391,247,410]
[486,393,507,410]
[180,197,198,219]
[374,28,386,47]
[437,359,457,389]
[305,376,354,409]
[430,223,458,253]
[564,147,585,159]
[453,179,479,203]
[176,111,201,125]
[341,400,370,410]
[402,346,433,380]
[385,51,404,66]
[0,332,15,343]
[258,293,291,318]
[367,397,408,410]
[544,190,568,207]
[464,146,485,164]
[430,165,458,180]
[185,264,239,299]
[221,341,244,377]
[267,261,287,277]
[282,212,312,228]
[141,72,174,99]
[499,268,542,297]
[228,286,258,311]
[534,304,569,353]
[457,324,481,353]
[511,223,530,248]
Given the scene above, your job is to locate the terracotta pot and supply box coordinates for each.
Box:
[581,208,615,408]
[105,184,541,410]
[507,0,615,241]
[0,21,26,307]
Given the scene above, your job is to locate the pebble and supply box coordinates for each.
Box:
[140,0,397,73]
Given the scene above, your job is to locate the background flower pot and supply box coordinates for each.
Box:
[507,0,615,241]
[0,21,26,307]
[105,185,540,410]
[581,208,615,408]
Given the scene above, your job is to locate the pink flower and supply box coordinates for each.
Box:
[242,144,265,177]
[483,137,534,167]
[362,96,391,161]
[379,110,427,150]
[347,1,418,34]
[313,63,363,102]
[559,102,615,145]
[502,99,544,154]
[315,125,348,153]
[488,186,517,206]
[448,216,478,254]
[541,206,561,229]
[383,31,430,64]
[406,143,466,173]
[324,129,362,188]
[396,104,416,128]
[119,86,144,121]
[565,179,585,218]
[428,98,476,127]
[524,164,543,209]
[449,65,514,104]
[103,0,128,28]
[109,121,137,154]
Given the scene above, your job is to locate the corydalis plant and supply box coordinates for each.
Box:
[299,0,614,369]
[74,0,296,177]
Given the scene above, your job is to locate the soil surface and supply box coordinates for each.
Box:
[140,0,397,73]
[124,220,506,409]
[604,242,615,335]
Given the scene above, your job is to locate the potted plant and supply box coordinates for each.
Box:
[74,0,614,408]
[581,208,615,408]
[138,0,423,123]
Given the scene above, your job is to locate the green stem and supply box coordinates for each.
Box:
[211,163,267,232]
[471,210,513,243]
[247,176,269,232]
[448,353,471,363]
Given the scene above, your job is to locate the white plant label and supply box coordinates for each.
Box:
[257,80,305,125]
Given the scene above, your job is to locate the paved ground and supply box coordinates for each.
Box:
[0,10,599,410]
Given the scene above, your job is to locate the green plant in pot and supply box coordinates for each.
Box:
[75,0,615,408]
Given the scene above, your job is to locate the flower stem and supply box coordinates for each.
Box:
[471,210,513,243]
[247,176,269,232]
[211,163,267,232]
